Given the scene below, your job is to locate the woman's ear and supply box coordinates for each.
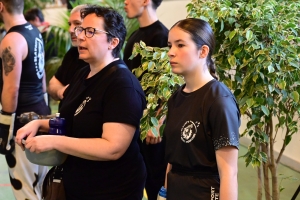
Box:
[143,0,151,6]
[0,2,3,12]
[109,37,120,50]
[199,45,210,58]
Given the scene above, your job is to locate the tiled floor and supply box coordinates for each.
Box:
[0,145,299,200]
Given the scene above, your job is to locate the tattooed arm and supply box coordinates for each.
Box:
[0,32,28,113]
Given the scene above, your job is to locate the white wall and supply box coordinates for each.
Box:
[42,0,300,172]
[157,0,190,29]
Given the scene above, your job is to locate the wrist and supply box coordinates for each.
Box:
[1,110,14,115]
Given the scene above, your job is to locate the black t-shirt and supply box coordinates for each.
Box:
[164,80,240,175]
[0,23,45,107]
[54,46,87,86]
[123,20,169,72]
[59,60,147,199]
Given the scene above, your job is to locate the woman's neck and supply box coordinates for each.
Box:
[183,69,214,93]
[88,58,119,78]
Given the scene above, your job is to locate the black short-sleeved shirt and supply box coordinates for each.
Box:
[123,20,169,72]
[54,46,87,86]
[164,80,240,174]
[59,60,147,199]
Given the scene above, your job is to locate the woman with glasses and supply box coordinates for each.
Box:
[15,5,146,199]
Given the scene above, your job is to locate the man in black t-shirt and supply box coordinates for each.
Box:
[123,0,168,199]
[48,4,87,102]
[0,0,50,199]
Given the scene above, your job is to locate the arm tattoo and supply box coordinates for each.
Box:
[2,46,16,76]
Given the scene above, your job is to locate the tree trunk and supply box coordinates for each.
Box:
[257,165,262,200]
[269,118,279,200]
[262,143,271,200]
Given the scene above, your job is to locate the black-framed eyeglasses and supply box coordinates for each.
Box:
[74,26,110,38]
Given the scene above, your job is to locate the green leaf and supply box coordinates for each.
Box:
[285,135,292,145]
[228,30,237,41]
[261,105,270,116]
[220,20,224,32]
[151,127,159,137]
[228,55,236,66]
[148,61,155,71]
[246,30,253,41]
[268,65,275,73]
[290,91,299,103]
[246,98,255,108]
[140,41,146,48]
[277,79,286,90]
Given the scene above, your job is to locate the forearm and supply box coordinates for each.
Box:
[47,84,63,100]
[219,174,238,200]
[1,88,18,113]
[53,137,127,161]
[42,71,47,93]
[165,163,172,188]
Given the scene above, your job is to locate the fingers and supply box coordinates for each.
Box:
[145,132,162,145]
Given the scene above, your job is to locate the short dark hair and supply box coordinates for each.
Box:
[151,0,163,9]
[171,18,218,80]
[24,8,44,22]
[80,5,126,58]
[0,0,24,14]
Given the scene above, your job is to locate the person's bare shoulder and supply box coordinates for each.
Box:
[0,32,28,60]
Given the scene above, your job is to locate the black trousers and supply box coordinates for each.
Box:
[139,139,167,200]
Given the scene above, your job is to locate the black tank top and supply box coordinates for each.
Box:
[0,23,45,107]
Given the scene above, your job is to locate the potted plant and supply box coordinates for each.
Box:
[187,0,300,199]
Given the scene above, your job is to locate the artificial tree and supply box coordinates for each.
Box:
[131,41,184,140]
[132,0,300,199]
[187,0,300,199]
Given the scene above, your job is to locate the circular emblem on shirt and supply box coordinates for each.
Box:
[181,120,200,143]
[34,36,44,79]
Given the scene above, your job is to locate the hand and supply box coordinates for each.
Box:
[0,111,15,154]
[145,130,162,145]
[57,84,69,100]
[145,115,165,145]
[15,120,40,150]
[23,135,55,153]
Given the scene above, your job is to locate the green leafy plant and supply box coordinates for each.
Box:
[131,41,184,140]
[187,0,300,199]
[24,0,52,12]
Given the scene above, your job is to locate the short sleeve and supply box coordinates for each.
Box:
[208,96,240,150]
[102,74,145,128]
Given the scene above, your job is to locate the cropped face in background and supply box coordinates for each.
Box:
[124,0,145,19]
[167,26,202,76]
[68,11,82,46]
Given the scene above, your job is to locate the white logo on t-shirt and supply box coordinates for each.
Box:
[211,186,219,200]
[181,120,200,143]
[34,36,44,79]
[74,97,92,116]
[25,24,33,30]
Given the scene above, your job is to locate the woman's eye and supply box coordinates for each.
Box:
[178,44,184,48]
